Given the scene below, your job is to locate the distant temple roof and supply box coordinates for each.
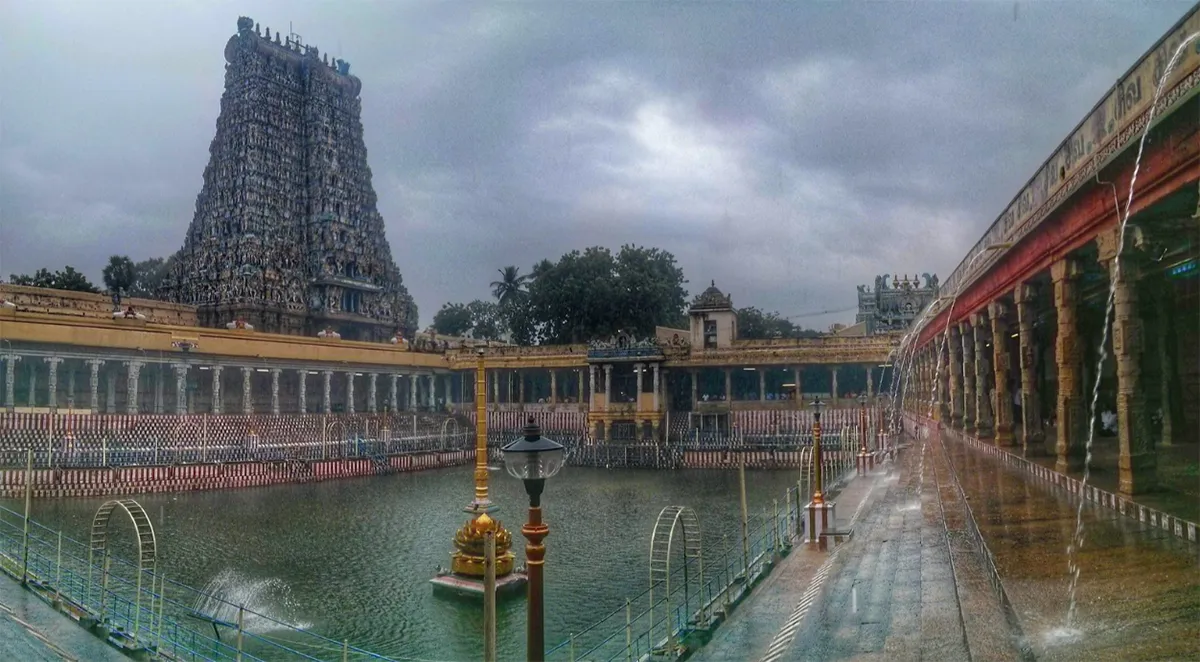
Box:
[689,281,733,312]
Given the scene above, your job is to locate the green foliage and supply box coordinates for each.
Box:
[736,307,823,340]
[432,300,511,341]
[525,245,689,344]
[128,257,173,299]
[8,266,100,293]
[490,266,529,306]
[432,302,474,337]
[437,245,690,346]
[101,255,137,306]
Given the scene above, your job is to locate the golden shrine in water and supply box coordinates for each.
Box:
[431,349,527,598]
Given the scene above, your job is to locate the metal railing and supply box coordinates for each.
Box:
[0,504,399,661]
[543,453,859,661]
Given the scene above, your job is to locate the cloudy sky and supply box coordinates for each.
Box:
[0,1,1193,329]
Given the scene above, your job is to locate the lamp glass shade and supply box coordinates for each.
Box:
[501,420,565,480]
[502,444,565,480]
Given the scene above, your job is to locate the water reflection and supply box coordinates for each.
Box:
[939,432,1199,661]
[3,466,799,661]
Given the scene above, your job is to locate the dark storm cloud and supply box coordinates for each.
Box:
[0,1,1192,328]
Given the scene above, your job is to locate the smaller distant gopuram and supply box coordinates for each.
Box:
[856,273,939,334]
[431,350,527,598]
[162,17,417,341]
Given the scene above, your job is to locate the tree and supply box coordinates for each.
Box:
[9,266,99,293]
[101,255,137,309]
[465,300,508,341]
[10,268,56,288]
[524,245,689,344]
[736,307,824,340]
[490,266,529,306]
[54,266,99,293]
[431,299,513,341]
[128,257,173,299]
[432,302,474,337]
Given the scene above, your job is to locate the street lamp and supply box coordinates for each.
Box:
[857,393,870,475]
[809,397,826,505]
[502,418,565,662]
[806,396,833,550]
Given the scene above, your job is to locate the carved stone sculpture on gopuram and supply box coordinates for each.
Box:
[160,16,418,341]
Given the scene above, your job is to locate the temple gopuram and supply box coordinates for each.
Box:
[161,17,417,342]
[855,273,940,335]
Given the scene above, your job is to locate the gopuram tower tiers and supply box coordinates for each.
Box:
[163,17,417,341]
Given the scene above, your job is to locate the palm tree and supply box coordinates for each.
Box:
[490,266,529,306]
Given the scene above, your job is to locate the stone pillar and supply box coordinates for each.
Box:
[211,366,224,414]
[758,369,766,401]
[793,367,802,400]
[690,369,699,405]
[444,375,452,406]
[322,370,333,414]
[634,363,644,407]
[45,357,63,411]
[27,362,37,409]
[831,367,839,405]
[948,327,963,428]
[104,370,115,414]
[960,322,976,434]
[652,363,660,410]
[84,359,102,414]
[936,343,950,423]
[577,369,584,403]
[1098,230,1155,495]
[1014,284,1044,448]
[723,368,732,402]
[270,368,281,415]
[427,374,436,408]
[298,369,308,413]
[1051,258,1085,473]
[125,361,143,414]
[410,374,418,410]
[153,366,164,414]
[972,312,994,439]
[390,374,399,413]
[367,373,378,413]
[516,371,524,405]
[67,367,77,410]
[3,354,19,411]
[346,372,356,414]
[1155,289,1180,447]
[866,366,874,398]
[171,363,189,415]
[603,364,613,405]
[989,301,1015,446]
[549,370,557,404]
[241,367,253,415]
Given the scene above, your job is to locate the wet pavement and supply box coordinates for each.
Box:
[0,575,127,662]
[689,427,1199,662]
[771,437,1026,662]
[943,431,1200,662]
[692,469,886,662]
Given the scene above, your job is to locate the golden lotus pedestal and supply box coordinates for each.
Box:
[430,512,528,599]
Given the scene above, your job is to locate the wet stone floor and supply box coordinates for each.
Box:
[740,430,1198,662]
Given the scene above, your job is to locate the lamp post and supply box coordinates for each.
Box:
[810,397,825,505]
[502,418,565,662]
[806,397,834,550]
[857,393,870,475]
